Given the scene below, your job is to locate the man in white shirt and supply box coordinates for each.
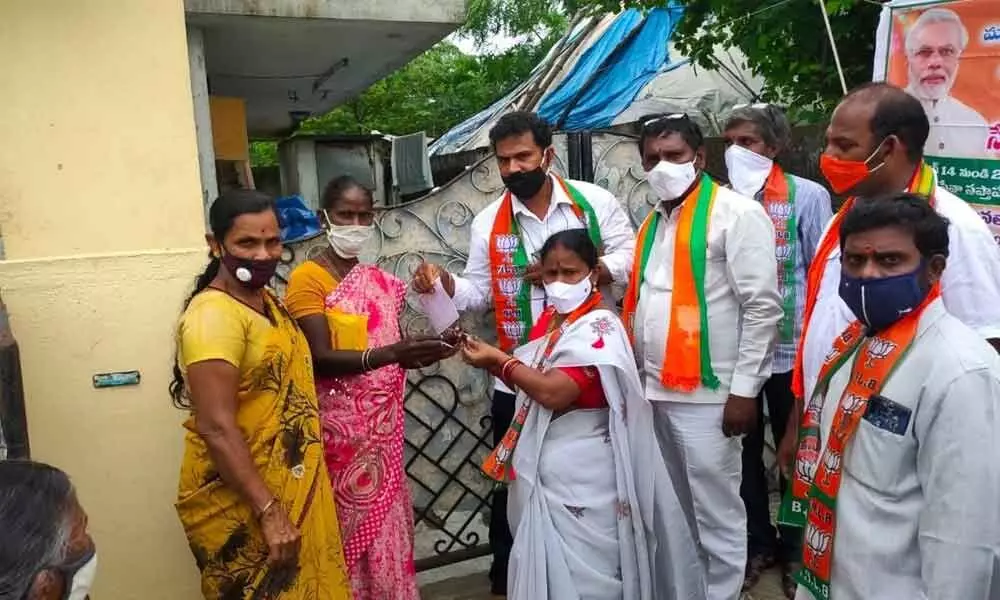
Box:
[904,7,990,158]
[779,82,1000,474]
[624,113,782,600]
[723,104,833,598]
[789,194,1000,600]
[412,111,635,595]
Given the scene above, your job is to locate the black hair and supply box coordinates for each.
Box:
[638,113,704,153]
[0,461,73,599]
[540,229,599,270]
[844,82,929,163]
[320,175,374,211]
[840,192,950,259]
[488,111,553,150]
[169,189,277,408]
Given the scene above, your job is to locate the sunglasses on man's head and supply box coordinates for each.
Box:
[642,113,690,127]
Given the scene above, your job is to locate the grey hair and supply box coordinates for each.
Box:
[905,8,969,55]
[0,461,74,599]
[724,105,791,152]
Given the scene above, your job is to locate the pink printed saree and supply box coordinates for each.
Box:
[317,263,418,600]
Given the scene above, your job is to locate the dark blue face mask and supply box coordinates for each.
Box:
[839,262,930,333]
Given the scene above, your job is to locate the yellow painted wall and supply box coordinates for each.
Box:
[210,96,251,161]
[0,1,205,597]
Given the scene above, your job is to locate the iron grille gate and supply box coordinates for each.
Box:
[404,373,495,571]
[272,131,782,572]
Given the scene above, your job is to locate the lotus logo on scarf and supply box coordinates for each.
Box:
[496,234,519,254]
[797,454,817,483]
[776,242,793,262]
[499,278,522,299]
[840,393,865,415]
[866,338,897,368]
[805,524,832,561]
[503,322,525,341]
[820,452,842,486]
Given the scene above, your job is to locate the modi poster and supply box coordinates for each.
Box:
[875,0,1000,244]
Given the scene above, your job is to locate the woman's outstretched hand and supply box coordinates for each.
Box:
[390,335,456,369]
[460,336,506,369]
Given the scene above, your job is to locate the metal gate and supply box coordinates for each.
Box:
[275,132,781,570]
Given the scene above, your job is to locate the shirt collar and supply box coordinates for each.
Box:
[510,174,572,218]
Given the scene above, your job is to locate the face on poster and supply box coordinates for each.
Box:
[886,2,1000,158]
[884,1,1000,244]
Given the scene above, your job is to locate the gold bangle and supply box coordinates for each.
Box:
[256,497,277,519]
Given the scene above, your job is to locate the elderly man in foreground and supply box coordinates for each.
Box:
[0,460,97,600]
[723,104,832,598]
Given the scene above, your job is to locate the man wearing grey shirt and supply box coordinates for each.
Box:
[723,104,833,598]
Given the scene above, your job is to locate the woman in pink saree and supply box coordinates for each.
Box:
[285,176,453,599]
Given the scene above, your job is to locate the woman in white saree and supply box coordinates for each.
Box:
[462,230,706,600]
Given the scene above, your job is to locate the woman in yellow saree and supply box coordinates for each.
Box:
[170,190,350,600]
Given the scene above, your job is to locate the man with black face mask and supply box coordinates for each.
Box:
[778,82,1000,474]
[783,194,1000,600]
[412,111,635,595]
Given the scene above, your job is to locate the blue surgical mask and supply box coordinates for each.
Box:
[838,263,929,333]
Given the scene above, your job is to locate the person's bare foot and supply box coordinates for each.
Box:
[781,561,801,599]
[742,553,776,591]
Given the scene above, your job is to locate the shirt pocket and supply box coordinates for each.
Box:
[845,419,913,493]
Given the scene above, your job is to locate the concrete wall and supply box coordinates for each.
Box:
[0,1,205,597]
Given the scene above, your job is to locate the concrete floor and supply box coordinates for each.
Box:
[419,567,789,600]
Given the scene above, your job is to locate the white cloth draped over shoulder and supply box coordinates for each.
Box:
[506,308,707,600]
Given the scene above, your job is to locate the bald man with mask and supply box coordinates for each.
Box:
[778,82,1000,479]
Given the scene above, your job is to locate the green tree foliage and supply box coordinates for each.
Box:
[247,1,568,166]
[573,0,881,120]
[298,40,556,139]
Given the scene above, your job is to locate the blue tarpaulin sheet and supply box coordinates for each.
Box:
[537,4,684,130]
[275,195,322,243]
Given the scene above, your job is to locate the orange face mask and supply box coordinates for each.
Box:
[819,139,887,195]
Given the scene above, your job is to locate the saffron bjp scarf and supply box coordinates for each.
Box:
[622,173,720,392]
[763,166,798,342]
[790,161,937,398]
[779,283,940,600]
[481,291,604,483]
[489,176,603,352]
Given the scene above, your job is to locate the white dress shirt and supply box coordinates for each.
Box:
[907,88,992,158]
[801,186,1000,402]
[453,174,636,393]
[795,299,1000,600]
[634,182,783,403]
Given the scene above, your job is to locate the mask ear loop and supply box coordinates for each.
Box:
[864,137,891,174]
[319,209,335,230]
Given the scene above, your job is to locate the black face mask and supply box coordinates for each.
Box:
[503,167,548,200]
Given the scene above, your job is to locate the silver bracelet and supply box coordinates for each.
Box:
[361,349,372,372]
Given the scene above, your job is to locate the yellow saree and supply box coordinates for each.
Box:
[175,289,350,600]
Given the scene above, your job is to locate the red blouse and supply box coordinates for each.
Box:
[528,310,607,409]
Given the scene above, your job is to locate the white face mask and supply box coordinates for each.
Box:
[324,222,373,259]
[724,144,774,197]
[65,551,98,600]
[544,275,593,314]
[647,160,698,201]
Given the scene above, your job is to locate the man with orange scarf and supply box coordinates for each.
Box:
[622,113,783,600]
[412,111,636,596]
[723,104,833,597]
[778,83,1000,474]
[785,194,1000,600]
